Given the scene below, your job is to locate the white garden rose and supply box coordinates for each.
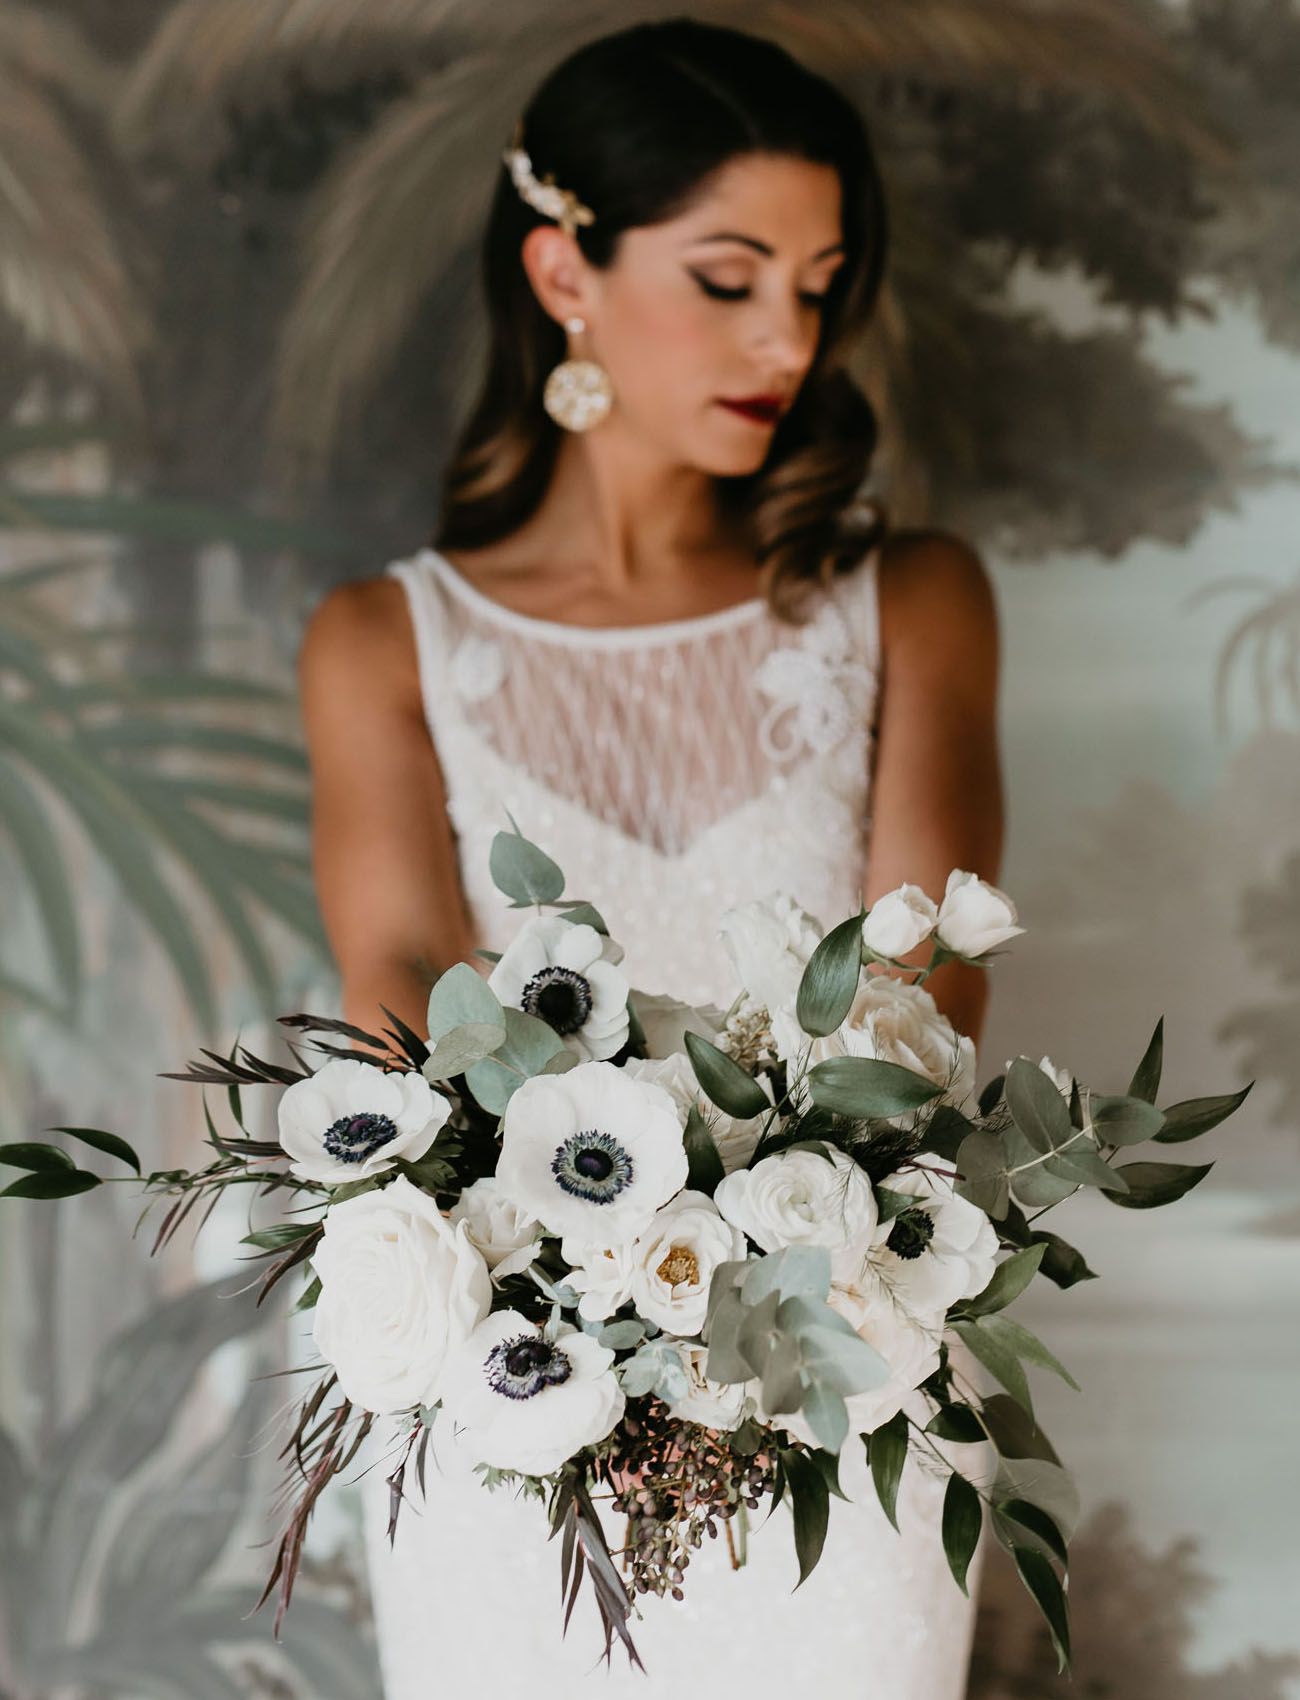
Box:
[771,974,977,1122]
[862,883,939,961]
[839,1153,999,1316]
[448,1175,544,1284]
[627,1189,747,1335]
[561,1237,639,1322]
[488,913,630,1062]
[623,1050,771,1175]
[663,1339,751,1431]
[495,1060,688,1250]
[439,1309,625,1475]
[935,869,1026,958]
[714,1146,878,1254]
[717,891,823,1014]
[311,1177,491,1414]
[277,1057,450,1185]
[1005,1054,1072,1097]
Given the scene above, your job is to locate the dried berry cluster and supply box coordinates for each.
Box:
[603,1401,778,1601]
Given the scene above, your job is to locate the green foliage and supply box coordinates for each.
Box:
[795,910,865,1037]
[488,822,565,907]
[684,1028,771,1119]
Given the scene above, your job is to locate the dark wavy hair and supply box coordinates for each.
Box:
[432,17,891,621]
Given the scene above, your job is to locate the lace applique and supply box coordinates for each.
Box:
[752,600,876,765]
[450,632,506,703]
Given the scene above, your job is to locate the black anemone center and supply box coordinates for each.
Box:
[887,1206,936,1261]
[484,1333,573,1400]
[322,1110,400,1165]
[551,1128,633,1204]
[521,965,593,1036]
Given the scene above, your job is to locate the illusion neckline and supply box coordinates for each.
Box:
[416,546,769,651]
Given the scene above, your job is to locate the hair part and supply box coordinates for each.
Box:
[433,17,892,622]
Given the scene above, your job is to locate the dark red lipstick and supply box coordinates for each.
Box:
[716,394,786,425]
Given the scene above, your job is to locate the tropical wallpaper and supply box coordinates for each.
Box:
[1,3,1297,1696]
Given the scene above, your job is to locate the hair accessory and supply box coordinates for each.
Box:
[501,118,595,237]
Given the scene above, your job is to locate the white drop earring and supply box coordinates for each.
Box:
[542,315,614,432]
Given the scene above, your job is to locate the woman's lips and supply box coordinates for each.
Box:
[716,397,783,425]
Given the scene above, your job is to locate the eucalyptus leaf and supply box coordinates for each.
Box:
[488,826,565,906]
[426,962,505,1040]
[1089,1093,1166,1147]
[800,1380,850,1453]
[1047,1140,1130,1193]
[794,1319,889,1398]
[942,1473,983,1594]
[795,911,865,1037]
[963,1244,1046,1317]
[1104,1159,1213,1209]
[683,1029,770,1119]
[951,1317,1033,1415]
[758,1333,804,1415]
[983,1314,1080,1392]
[463,1007,569,1115]
[423,1021,507,1081]
[742,1245,832,1306]
[1028,1230,1097,1290]
[807,1056,944,1119]
[865,1409,908,1531]
[954,1130,1010,1219]
[1153,1083,1252,1143]
[1005,1056,1073,1155]
[552,898,608,933]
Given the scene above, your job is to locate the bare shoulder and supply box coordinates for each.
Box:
[876,526,998,664]
[297,574,420,706]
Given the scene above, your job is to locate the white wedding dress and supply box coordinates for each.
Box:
[354,543,981,1699]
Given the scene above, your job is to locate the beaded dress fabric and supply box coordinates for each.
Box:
[355,544,982,1699]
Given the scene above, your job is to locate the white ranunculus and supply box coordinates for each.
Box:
[664,1339,752,1431]
[278,1057,450,1185]
[838,1153,1000,1316]
[439,1309,625,1475]
[935,869,1026,958]
[488,913,630,1062]
[862,884,939,961]
[717,892,823,1015]
[627,1189,747,1335]
[1004,1054,1072,1097]
[623,1050,771,1175]
[311,1177,491,1414]
[772,974,977,1123]
[766,1288,943,1443]
[495,1060,688,1250]
[560,1236,640,1322]
[714,1146,878,1254]
[448,1176,544,1284]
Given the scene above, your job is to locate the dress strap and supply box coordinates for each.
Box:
[385,553,451,733]
[828,542,884,677]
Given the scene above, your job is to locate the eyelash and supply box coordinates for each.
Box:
[690,272,832,310]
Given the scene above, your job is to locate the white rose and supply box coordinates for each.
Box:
[862,884,938,961]
[628,1190,747,1335]
[488,913,630,1061]
[935,869,1026,958]
[440,1310,625,1475]
[561,1237,639,1322]
[495,1059,688,1250]
[448,1175,544,1284]
[311,1177,491,1414]
[714,1146,877,1254]
[623,1050,771,1175]
[278,1057,450,1185]
[718,891,823,1014]
[839,1153,1000,1316]
[1004,1054,1072,1097]
[773,974,977,1123]
[664,1339,751,1431]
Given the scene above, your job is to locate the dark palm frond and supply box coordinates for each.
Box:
[1183,565,1300,736]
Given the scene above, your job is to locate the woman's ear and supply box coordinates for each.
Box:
[520,225,593,327]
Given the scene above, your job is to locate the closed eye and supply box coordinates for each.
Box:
[689,270,831,310]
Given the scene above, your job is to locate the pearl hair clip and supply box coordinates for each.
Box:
[501,118,596,237]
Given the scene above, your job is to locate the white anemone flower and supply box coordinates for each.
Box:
[836,1154,1000,1317]
[278,1057,449,1184]
[440,1309,625,1475]
[495,1060,688,1250]
[488,914,629,1061]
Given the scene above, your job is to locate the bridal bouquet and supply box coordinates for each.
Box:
[6,822,1250,1674]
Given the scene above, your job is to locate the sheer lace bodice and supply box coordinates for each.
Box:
[357,542,982,1700]
[387,544,884,1005]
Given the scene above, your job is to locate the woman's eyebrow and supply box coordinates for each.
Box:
[682,231,845,260]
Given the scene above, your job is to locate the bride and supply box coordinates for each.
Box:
[298,17,1003,1698]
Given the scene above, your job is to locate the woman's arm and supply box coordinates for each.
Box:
[299,576,477,1044]
[862,531,1006,1052]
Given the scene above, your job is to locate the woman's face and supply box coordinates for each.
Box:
[527,151,847,474]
